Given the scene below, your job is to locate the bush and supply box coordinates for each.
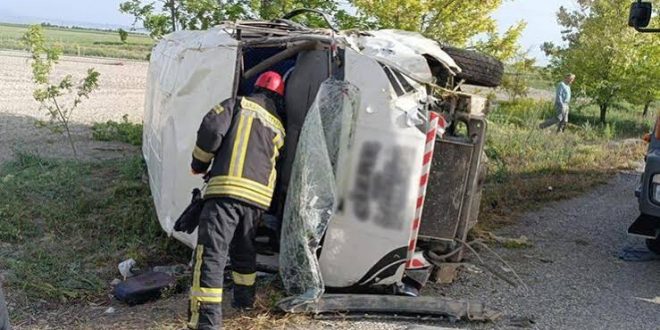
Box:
[479,97,647,230]
[118,28,128,43]
[92,114,143,146]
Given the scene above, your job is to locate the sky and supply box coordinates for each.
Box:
[0,0,580,64]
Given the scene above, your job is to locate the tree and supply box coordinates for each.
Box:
[543,0,659,123]
[119,0,354,39]
[349,0,526,62]
[119,28,129,43]
[22,25,100,157]
[626,40,660,117]
[501,54,536,101]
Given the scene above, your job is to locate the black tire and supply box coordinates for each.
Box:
[646,237,660,255]
[442,46,504,87]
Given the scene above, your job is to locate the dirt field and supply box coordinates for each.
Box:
[0,50,145,162]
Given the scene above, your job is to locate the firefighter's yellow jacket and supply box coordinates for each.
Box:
[191,93,285,210]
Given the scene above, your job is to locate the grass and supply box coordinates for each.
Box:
[0,23,154,60]
[0,152,188,321]
[92,115,143,146]
[1,92,654,326]
[478,98,653,230]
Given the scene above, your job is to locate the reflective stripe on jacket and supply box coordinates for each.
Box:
[191,94,285,209]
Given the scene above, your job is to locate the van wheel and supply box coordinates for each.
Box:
[646,237,660,254]
[441,46,504,87]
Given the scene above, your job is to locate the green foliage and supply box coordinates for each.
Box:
[119,0,358,38]
[501,55,537,100]
[118,28,129,43]
[0,153,187,303]
[119,0,249,38]
[480,97,649,229]
[350,0,526,62]
[117,0,525,61]
[543,0,660,123]
[92,114,143,146]
[22,25,101,157]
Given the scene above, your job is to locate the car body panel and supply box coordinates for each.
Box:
[142,27,239,247]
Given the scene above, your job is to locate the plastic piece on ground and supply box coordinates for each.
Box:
[619,246,660,262]
[112,271,175,306]
[118,258,137,280]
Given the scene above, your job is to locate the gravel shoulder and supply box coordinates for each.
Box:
[434,172,660,329]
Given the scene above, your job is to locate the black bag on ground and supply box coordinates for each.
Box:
[174,187,204,234]
[112,271,175,305]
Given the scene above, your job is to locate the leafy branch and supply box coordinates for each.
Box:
[23,25,101,157]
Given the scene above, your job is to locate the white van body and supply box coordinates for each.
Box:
[143,23,463,290]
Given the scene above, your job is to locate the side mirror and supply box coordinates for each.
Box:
[629,1,653,28]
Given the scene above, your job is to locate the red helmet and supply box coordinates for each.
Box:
[254,71,284,96]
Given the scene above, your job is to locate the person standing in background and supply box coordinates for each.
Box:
[540,73,576,132]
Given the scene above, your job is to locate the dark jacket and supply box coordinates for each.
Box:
[191,93,285,210]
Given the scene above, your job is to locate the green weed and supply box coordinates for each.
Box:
[0,152,187,306]
[92,115,143,146]
[479,98,649,230]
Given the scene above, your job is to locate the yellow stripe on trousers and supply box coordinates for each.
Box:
[232,271,256,286]
[187,245,204,329]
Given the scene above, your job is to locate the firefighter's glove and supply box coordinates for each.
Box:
[173,188,203,234]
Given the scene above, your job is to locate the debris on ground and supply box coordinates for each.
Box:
[152,264,188,276]
[432,263,462,284]
[618,246,660,261]
[485,232,533,249]
[280,294,502,322]
[118,258,137,279]
[113,271,176,306]
[635,296,660,305]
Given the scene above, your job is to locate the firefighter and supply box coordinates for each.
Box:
[187,71,286,329]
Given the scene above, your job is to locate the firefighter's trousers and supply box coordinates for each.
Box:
[187,197,262,330]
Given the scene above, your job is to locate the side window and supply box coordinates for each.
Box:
[379,63,416,97]
[380,64,405,97]
[392,69,415,93]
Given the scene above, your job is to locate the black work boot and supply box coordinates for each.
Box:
[232,284,255,310]
[189,303,222,330]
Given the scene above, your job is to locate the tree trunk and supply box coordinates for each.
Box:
[599,104,608,124]
[261,0,269,19]
[169,0,177,32]
[643,100,652,117]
